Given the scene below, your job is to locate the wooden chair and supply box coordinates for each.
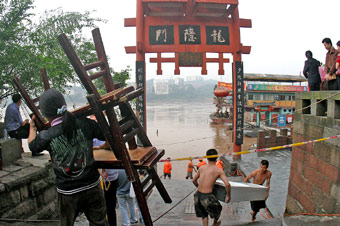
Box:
[13,68,51,131]
[58,28,171,226]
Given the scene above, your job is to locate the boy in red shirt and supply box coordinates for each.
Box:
[163,157,172,179]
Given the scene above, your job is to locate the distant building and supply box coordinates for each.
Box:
[244,73,308,125]
[184,76,204,82]
[168,78,175,85]
[153,79,169,95]
[174,77,184,86]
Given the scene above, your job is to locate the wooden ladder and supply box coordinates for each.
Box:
[57,28,171,226]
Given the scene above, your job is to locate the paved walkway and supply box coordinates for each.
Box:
[115,178,281,226]
[3,152,340,225]
[225,148,292,217]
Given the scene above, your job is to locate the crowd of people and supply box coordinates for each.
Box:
[4,88,271,226]
[303,38,340,91]
[162,156,224,180]
[7,88,145,226]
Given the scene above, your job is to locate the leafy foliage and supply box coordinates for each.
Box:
[93,66,131,95]
[0,0,106,99]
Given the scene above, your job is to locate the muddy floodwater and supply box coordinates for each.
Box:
[2,98,257,180]
[146,99,257,179]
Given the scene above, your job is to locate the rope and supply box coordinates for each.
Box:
[265,208,273,219]
[228,168,245,178]
[260,210,270,219]
[152,187,197,223]
[232,135,340,156]
[284,213,340,217]
[158,134,340,162]
[0,218,59,223]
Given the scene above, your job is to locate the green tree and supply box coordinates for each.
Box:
[0,0,105,99]
[93,66,132,95]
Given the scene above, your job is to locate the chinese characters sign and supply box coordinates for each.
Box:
[149,25,174,45]
[247,84,307,92]
[179,25,201,44]
[149,25,230,46]
[136,61,145,128]
[218,81,246,91]
[206,26,229,45]
[234,61,244,145]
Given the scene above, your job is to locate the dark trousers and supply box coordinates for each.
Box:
[104,180,118,226]
[8,124,30,139]
[250,200,266,213]
[328,79,338,90]
[309,83,320,91]
[58,184,107,226]
[336,76,340,91]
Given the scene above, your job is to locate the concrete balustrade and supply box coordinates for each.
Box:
[286,91,340,214]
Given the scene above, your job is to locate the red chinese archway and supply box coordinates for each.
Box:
[125,0,251,157]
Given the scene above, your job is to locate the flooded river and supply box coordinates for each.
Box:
[2,98,257,179]
[146,99,257,179]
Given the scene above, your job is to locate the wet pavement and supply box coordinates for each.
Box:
[130,178,280,226]
[2,148,339,225]
[226,148,292,217]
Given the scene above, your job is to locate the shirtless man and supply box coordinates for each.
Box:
[244,160,272,222]
[192,149,231,226]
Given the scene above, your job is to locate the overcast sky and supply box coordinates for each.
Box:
[33,0,338,83]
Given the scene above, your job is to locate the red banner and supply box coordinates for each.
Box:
[218,81,232,90]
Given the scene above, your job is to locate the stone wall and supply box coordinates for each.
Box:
[0,157,57,220]
[0,138,23,169]
[285,91,340,214]
[0,122,23,169]
[257,128,292,149]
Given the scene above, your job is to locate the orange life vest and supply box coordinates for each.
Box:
[163,162,172,174]
[187,161,194,172]
[216,160,223,169]
[197,161,207,168]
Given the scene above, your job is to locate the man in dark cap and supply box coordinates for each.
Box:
[303,50,321,91]
[28,88,107,226]
[4,94,30,139]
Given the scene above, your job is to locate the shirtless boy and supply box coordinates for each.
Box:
[192,149,231,226]
[244,160,272,222]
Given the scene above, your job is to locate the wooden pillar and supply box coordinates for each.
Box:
[136,0,147,131]
[231,6,242,159]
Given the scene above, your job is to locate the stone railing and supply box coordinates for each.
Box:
[0,156,57,220]
[257,128,292,149]
[285,91,340,214]
[0,122,57,220]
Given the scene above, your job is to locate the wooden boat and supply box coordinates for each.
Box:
[210,94,232,124]
[209,113,232,124]
[213,179,268,202]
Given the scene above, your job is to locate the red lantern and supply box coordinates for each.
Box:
[214,86,229,97]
